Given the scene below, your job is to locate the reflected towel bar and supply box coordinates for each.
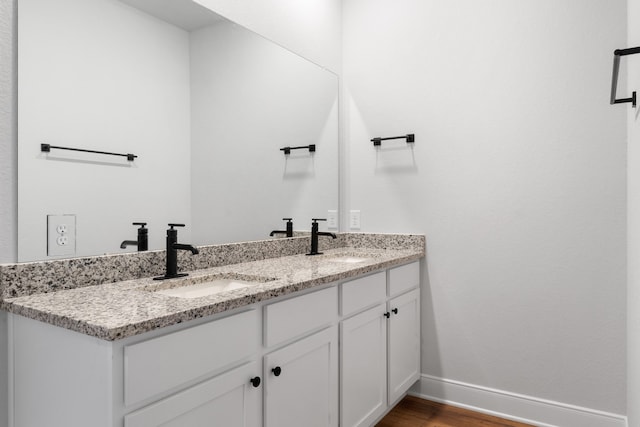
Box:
[41,143,138,161]
[610,47,640,108]
[371,134,415,147]
[280,144,315,155]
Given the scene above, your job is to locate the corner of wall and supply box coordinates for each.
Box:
[0,0,18,265]
[0,1,17,426]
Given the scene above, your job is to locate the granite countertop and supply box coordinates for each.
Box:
[1,246,422,341]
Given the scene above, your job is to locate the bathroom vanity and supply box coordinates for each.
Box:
[1,234,424,427]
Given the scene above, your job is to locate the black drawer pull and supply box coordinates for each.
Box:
[272,366,282,377]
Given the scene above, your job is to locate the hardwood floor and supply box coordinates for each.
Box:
[376,396,535,427]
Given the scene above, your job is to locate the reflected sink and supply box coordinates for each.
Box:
[326,256,370,264]
[147,274,276,299]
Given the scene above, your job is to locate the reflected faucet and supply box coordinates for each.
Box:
[120,222,148,251]
[307,218,336,256]
[154,223,199,280]
[270,218,294,238]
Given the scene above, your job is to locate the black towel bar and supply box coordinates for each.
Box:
[610,47,640,108]
[371,134,415,147]
[280,144,316,155]
[41,144,137,161]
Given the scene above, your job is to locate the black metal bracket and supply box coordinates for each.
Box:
[280,144,316,155]
[610,47,640,108]
[371,134,415,147]
[41,143,137,161]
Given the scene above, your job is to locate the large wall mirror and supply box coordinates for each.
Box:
[18,0,339,262]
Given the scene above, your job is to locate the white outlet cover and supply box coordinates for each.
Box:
[327,210,338,229]
[47,214,76,257]
[349,210,361,230]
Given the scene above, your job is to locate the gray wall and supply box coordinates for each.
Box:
[0,0,16,425]
[0,0,632,424]
[343,0,626,416]
[0,0,17,264]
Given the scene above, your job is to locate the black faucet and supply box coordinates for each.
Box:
[154,223,199,280]
[307,218,337,256]
[270,218,294,238]
[120,222,148,251]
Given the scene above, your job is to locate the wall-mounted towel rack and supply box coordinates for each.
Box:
[610,47,640,108]
[371,134,415,147]
[41,143,137,161]
[280,144,316,155]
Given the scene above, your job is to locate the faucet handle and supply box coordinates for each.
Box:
[133,222,147,228]
[311,218,327,223]
[283,218,293,222]
[168,223,185,229]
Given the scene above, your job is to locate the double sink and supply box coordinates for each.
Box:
[143,255,372,299]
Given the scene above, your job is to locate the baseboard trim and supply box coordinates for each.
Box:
[410,374,627,427]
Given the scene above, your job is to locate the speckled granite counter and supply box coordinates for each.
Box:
[1,234,424,341]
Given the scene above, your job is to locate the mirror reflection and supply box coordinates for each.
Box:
[18,0,339,262]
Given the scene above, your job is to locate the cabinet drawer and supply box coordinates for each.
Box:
[125,361,261,427]
[124,309,259,406]
[341,272,386,317]
[265,286,337,348]
[389,262,419,296]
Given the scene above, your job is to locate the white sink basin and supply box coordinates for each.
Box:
[148,274,276,299]
[326,256,370,264]
[154,279,259,298]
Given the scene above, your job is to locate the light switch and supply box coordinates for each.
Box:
[327,210,338,229]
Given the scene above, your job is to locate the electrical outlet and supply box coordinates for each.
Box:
[349,210,361,230]
[327,210,338,229]
[47,214,76,257]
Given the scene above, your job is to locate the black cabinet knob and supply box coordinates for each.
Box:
[272,366,282,377]
[250,376,261,388]
[384,312,391,318]
[392,308,398,315]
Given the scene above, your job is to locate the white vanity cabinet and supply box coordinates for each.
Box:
[122,309,262,427]
[7,260,419,427]
[339,261,421,427]
[124,361,261,427]
[264,327,338,427]
[387,262,421,404]
[341,303,388,427]
[387,288,421,404]
[263,286,339,427]
[126,286,339,427]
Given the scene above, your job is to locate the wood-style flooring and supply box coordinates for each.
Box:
[376,396,535,427]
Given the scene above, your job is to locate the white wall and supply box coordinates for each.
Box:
[189,20,339,244]
[192,0,341,74]
[343,0,627,417]
[1,0,633,424]
[628,0,640,424]
[0,1,15,425]
[17,0,192,261]
[0,0,16,265]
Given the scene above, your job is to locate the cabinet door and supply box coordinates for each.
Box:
[264,327,338,427]
[340,305,387,427]
[124,361,261,427]
[387,288,421,404]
